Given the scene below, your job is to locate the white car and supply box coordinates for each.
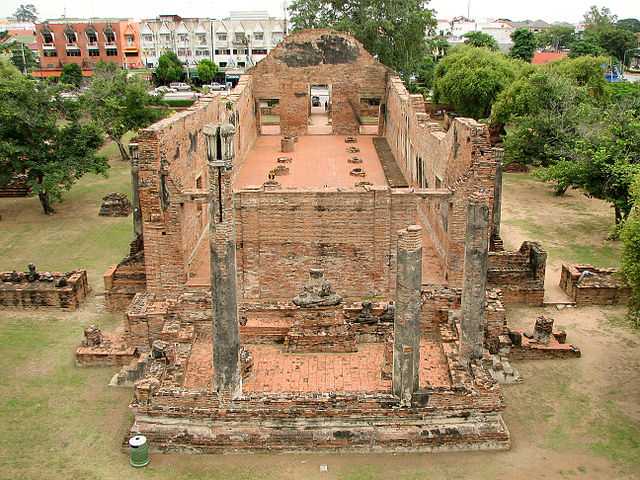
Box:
[151,86,176,95]
[207,82,226,91]
[169,82,191,91]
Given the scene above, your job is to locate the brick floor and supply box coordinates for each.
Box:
[183,337,452,392]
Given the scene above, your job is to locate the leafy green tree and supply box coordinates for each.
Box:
[288,0,436,81]
[621,176,640,327]
[597,26,637,62]
[462,31,499,51]
[583,5,617,30]
[13,4,37,22]
[569,35,605,58]
[0,58,20,78]
[433,46,520,118]
[0,70,106,214]
[59,63,83,88]
[617,18,640,33]
[154,51,184,85]
[9,42,38,74]
[196,59,218,84]
[83,61,164,161]
[510,28,537,62]
[535,25,576,51]
[547,55,607,97]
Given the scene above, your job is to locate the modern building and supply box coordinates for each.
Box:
[435,17,515,53]
[33,18,142,78]
[139,11,286,80]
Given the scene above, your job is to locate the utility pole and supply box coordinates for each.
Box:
[20,42,27,75]
[467,0,471,19]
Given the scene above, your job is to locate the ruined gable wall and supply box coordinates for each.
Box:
[138,82,257,296]
[234,188,416,302]
[384,78,496,286]
[249,29,388,136]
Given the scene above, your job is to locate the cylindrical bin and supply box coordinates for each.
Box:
[129,435,150,468]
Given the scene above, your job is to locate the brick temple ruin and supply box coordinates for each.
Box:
[94,30,580,452]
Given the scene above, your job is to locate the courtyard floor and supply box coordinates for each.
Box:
[0,149,638,479]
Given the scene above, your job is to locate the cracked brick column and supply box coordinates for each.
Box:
[460,200,490,367]
[205,123,241,398]
[393,225,422,401]
[491,147,504,241]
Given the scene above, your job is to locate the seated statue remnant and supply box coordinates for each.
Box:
[292,269,342,308]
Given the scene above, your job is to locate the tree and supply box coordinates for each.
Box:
[13,4,37,22]
[510,28,537,62]
[535,25,576,51]
[83,61,164,162]
[154,51,184,85]
[196,59,218,84]
[583,5,617,30]
[621,175,640,327]
[617,18,640,33]
[59,63,83,88]
[9,42,37,74]
[288,0,436,81]
[0,71,106,214]
[547,55,607,97]
[569,35,605,58]
[462,31,499,51]
[597,26,637,62]
[433,46,520,118]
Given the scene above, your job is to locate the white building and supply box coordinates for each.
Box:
[139,11,286,80]
[434,17,515,53]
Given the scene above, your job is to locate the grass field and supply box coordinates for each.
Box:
[0,160,638,479]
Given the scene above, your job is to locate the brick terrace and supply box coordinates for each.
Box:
[184,337,451,392]
[233,135,388,189]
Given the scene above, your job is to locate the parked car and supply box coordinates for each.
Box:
[151,86,176,96]
[208,82,226,91]
[169,82,191,91]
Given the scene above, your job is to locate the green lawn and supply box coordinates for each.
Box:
[0,165,639,479]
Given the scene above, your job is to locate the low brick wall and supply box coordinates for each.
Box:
[104,251,146,312]
[560,264,630,306]
[488,242,546,306]
[0,270,90,311]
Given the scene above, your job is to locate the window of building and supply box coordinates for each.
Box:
[252,48,267,55]
[237,61,245,67]
[105,31,116,44]
[125,34,135,46]
[218,61,227,67]
[234,32,245,43]
[106,48,118,56]
[196,33,207,45]
[125,51,137,57]
[43,50,57,57]
[144,48,156,57]
[160,33,171,43]
[178,48,190,57]
[215,48,230,55]
[254,32,264,41]
[89,49,100,56]
[195,49,210,57]
[142,34,153,42]
[216,32,227,41]
[42,31,54,44]
[66,49,81,56]
[65,31,76,44]
[86,31,98,44]
[178,33,189,43]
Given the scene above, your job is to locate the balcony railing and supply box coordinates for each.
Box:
[42,43,56,49]
[66,43,80,49]
[87,42,99,49]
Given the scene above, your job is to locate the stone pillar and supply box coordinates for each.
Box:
[460,201,490,367]
[491,148,504,240]
[205,123,241,398]
[392,225,422,400]
[128,142,143,239]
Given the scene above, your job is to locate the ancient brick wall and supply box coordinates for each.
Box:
[248,29,389,136]
[488,242,547,306]
[384,78,496,286]
[103,251,146,312]
[137,79,257,296]
[0,270,89,311]
[234,187,416,302]
[560,264,630,306]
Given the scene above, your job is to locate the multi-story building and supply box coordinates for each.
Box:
[435,17,515,53]
[33,18,142,79]
[139,11,286,80]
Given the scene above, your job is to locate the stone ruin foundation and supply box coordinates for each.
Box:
[99,192,133,217]
[88,29,587,454]
[0,265,89,310]
[560,264,631,306]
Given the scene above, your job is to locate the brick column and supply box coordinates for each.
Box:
[206,123,241,398]
[392,225,422,401]
[460,201,490,366]
[128,142,143,240]
[491,148,504,241]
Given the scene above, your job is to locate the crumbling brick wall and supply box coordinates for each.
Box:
[0,270,90,311]
[488,242,546,306]
[560,264,630,306]
[249,29,389,136]
[235,187,416,302]
[384,77,496,286]
[104,251,146,312]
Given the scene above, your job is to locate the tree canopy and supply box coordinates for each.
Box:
[9,42,38,74]
[0,70,106,214]
[433,46,521,118]
[617,18,640,33]
[288,0,436,81]
[13,4,37,22]
[59,63,83,88]
[154,51,184,85]
[621,175,640,326]
[535,25,576,52]
[83,61,164,161]
[462,31,499,51]
[510,28,537,62]
[196,59,218,84]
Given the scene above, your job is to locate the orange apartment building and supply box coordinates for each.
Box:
[34,18,142,78]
